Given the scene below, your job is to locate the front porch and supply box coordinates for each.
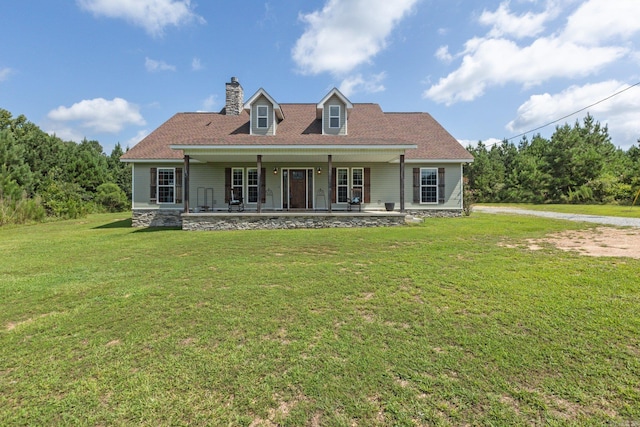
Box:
[132,209,408,230]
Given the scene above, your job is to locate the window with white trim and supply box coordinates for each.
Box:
[420,168,438,203]
[351,168,363,200]
[232,168,244,200]
[158,168,175,203]
[257,105,268,128]
[329,105,340,128]
[247,168,258,203]
[337,168,349,203]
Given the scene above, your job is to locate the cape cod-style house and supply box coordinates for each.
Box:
[120,77,473,230]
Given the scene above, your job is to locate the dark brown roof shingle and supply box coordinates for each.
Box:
[121,103,473,161]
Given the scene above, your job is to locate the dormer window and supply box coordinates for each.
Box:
[317,88,352,135]
[257,105,268,128]
[329,105,340,128]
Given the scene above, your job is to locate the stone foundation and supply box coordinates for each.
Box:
[181,212,406,231]
[132,209,182,227]
[131,209,461,230]
[405,209,462,218]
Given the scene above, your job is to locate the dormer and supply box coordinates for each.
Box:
[317,88,353,135]
[243,88,284,136]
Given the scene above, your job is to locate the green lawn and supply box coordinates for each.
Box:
[476,203,640,218]
[1,213,639,426]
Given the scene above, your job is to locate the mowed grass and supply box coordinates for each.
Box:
[1,213,639,426]
[477,203,640,218]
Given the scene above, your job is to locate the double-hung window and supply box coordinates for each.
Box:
[351,168,363,200]
[247,168,258,203]
[158,168,175,203]
[336,168,364,203]
[420,168,438,203]
[336,168,349,203]
[257,105,268,128]
[329,105,340,128]
[232,168,244,200]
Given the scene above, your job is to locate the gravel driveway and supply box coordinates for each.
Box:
[473,206,640,228]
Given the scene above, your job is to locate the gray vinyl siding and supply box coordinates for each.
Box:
[132,163,184,210]
[322,95,347,135]
[251,96,275,135]
[132,162,464,211]
[402,164,463,210]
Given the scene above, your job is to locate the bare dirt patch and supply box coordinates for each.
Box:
[526,227,640,259]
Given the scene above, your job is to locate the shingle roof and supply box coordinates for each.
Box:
[120,103,473,161]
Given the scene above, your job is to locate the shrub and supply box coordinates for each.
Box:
[40,180,90,219]
[0,192,46,225]
[95,183,129,212]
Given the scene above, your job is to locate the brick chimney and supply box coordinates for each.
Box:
[225,77,244,115]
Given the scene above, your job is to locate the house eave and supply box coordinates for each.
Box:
[395,158,475,164]
[120,158,190,164]
[168,144,417,164]
[170,144,416,151]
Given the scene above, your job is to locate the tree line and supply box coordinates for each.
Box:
[0,108,131,225]
[465,114,640,205]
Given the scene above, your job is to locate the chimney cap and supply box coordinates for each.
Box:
[230,76,238,84]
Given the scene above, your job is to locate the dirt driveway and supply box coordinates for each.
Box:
[475,206,640,259]
[526,227,640,259]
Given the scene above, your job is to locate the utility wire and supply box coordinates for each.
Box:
[505,81,640,142]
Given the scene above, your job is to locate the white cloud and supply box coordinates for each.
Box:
[47,97,146,134]
[339,72,386,97]
[47,126,85,143]
[76,0,205,37]
[145,57,176,72]
[479,1,558,39]
[201,94,217,111]
[562,0,640,45]
[425,37,626,105]
[126,129,149,147]
[424,0,635,105]
[292,0,418,75]
[191,57,202,71]
[507,80,640,148]
[0,67,12,82]
[435,46,453,63]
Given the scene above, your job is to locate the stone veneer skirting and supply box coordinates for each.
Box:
[132,209,183,227]
[181,212,407,231]
[132,209,462,230]
[405,209,462,218]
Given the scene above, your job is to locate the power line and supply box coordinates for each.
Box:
[505,81,640,142]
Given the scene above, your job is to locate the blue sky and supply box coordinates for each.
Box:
[1,0,639,154]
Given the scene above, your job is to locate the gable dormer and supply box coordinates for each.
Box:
[317,88,353,135]
[243,88,284,136]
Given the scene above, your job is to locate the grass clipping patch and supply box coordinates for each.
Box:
[516,227,640,259]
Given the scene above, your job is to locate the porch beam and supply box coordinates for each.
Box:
[183,155,190,213]
[327,155,332,213]
[400,154,405,212]
[257,154,262,213]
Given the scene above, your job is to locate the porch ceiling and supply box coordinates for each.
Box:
[175,146,412,164]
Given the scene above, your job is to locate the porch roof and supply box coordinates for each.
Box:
[171,145,414,163]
